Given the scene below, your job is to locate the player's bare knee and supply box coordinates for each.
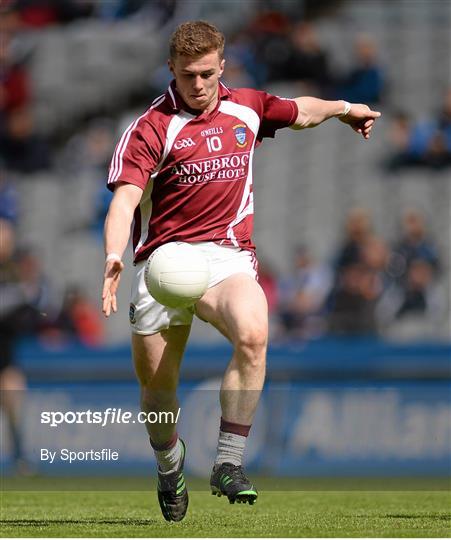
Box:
[235,327,268,362]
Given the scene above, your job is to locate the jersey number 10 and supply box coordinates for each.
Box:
[206,136,222,153]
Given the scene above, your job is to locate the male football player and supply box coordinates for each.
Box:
[102,20,380,521]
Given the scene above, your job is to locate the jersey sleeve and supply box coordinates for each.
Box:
[107,116,163,192]
[257,91,298,141]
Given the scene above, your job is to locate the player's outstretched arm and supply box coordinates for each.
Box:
[291,97,381,139]
[102,183,143,317]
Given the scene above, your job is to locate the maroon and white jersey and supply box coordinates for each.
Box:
[107,81,298,263]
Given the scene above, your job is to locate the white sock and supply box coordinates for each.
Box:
[153,438,182,474]
[215,430,247,467]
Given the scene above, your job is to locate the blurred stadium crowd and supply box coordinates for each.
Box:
[1,0,450,352]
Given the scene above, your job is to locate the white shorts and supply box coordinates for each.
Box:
[129,242,258,335]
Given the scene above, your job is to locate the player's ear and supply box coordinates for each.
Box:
[168,58,175,75]
[219,58,225,77]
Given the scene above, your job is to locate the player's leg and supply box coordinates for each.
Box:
[132,327,190,446]
[132,325,190,521]
[196,273,268,504]
[130,258,194,521]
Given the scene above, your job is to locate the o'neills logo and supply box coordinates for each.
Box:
[172,153,250,184]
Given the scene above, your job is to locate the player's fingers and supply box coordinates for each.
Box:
[111,294,118,313]
[102,294,111,317]
[102,278,111,300]
[110,274,121,295]
[368,110,381,118]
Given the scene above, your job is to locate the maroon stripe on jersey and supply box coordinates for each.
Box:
[167,85,177,108]
[219,81,232,96]
[109,115,142,184]
[108,97,165,186]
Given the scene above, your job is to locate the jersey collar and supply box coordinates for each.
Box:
[166,80,231,113]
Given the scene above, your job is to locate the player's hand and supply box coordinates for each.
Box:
[102,257,125,317]
[339,104,381,140]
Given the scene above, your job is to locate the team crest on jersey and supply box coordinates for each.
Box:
[233,124,247,148]
[129,303,137,324]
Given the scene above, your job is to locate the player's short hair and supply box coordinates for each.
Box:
[169,21,225,60]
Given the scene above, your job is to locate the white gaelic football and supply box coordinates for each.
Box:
[144,242,210,308]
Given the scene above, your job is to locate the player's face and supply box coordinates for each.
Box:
[169,51,225,113]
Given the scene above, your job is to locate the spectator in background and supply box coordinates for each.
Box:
[1,245,56,347]
[395,259,437,318]
[11,0,94,27]
[377,209,444,336]
[335,35,384,105]
[57,118,115,235]
[387,90,451,170]
[437,88,451,154]
[247,10,292,84]
[54,285,104,347]
[334,207,373,271]
[84,119,116,235]
[0,219,41,474]
[360,235,388,275]
[278,246,332,339]
[220,49,255,92]
[377,256,446,339]
[328,264,375,335]
[285,21,331,95]
[328,263,384,335]
[127,0,177,25]
[406,114,449,170]
[59,117,115,167]
[386,111,420,170]
[0,106,51,173]
[95,0,176,24]
[226,31,267,88]
[0,6,31,130]
[0,161,19,224]
[10,0,60,27]
[328,211,388,336]
[419,88,451,168]
[14,247,56,324]
[388,209,440,285]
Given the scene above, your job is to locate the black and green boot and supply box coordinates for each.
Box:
[210,462,257,505]
[157,439,188,522]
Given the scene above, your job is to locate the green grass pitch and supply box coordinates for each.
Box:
[1,478,450,537]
